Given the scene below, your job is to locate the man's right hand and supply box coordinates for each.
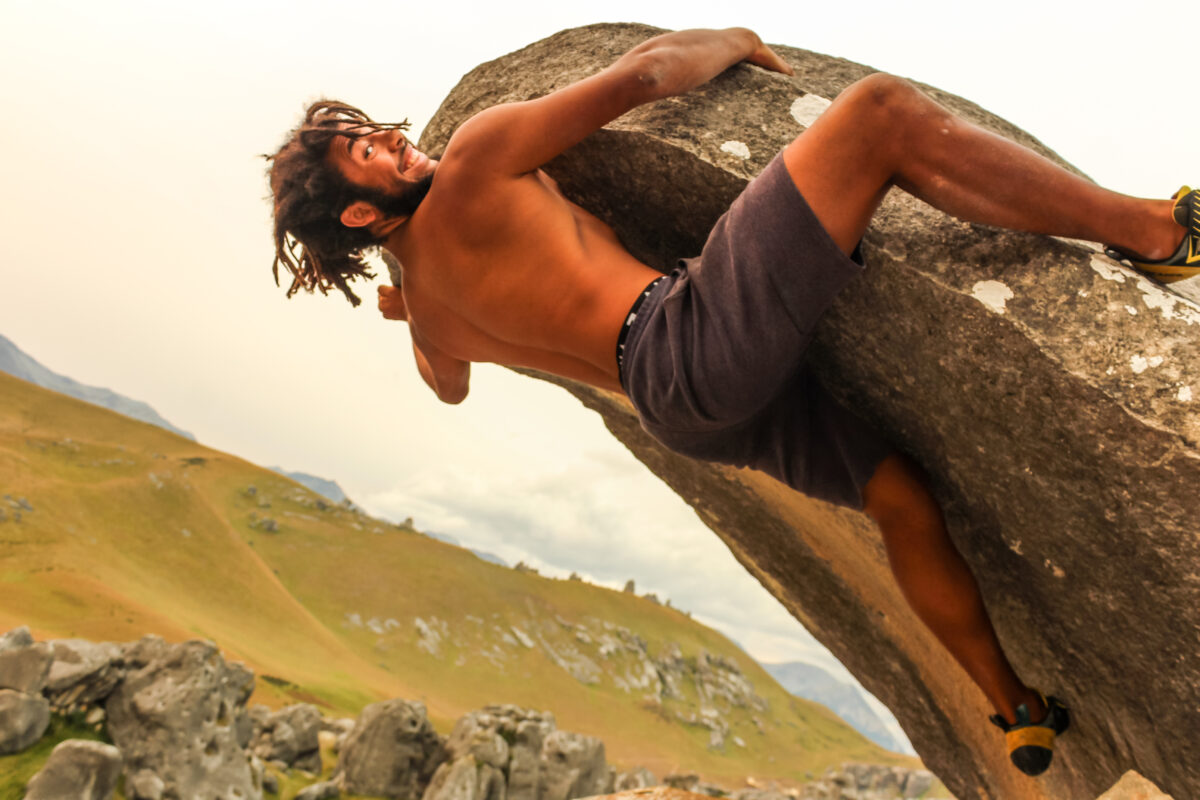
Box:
[378,284,407,321]
[744,41,794,76]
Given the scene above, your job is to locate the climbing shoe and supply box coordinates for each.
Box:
[989,693,1070,776]
[1105,186,1200,283]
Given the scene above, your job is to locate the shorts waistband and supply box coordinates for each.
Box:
[616,275,668,377]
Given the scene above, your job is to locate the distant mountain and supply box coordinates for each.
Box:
[764,660,913,754]
[269,467,350,505]
[425,530,508,567]
[0,333,194,441]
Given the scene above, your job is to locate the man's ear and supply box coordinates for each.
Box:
[340,201,379,229]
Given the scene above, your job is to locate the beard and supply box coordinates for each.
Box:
[365,171,436,220]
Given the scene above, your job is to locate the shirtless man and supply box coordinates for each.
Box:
[267,27,1198,776]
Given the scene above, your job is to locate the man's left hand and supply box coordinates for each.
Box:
[378,284,408,321]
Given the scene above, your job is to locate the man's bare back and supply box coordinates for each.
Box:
[378,152,662,395]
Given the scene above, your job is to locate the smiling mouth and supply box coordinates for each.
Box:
[403,146,417,170]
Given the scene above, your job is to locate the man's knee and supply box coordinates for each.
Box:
[862,452,941,531]
[836,73,927,125]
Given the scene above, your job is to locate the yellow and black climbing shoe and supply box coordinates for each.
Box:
[1106,186,1200,283]
[989,693,1070,776]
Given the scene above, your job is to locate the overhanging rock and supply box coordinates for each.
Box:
[419,23,1200,800]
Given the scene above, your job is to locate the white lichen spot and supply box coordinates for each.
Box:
[1042,559,1065,578]
[1125,305,1138,315]
[1136,276,1200,325]
[1076,289,1089,298]
[971,280,1014,314]
[789,94,832,127]
[1179,385,1194,402]
[1009,539,1023,555]
[720,140,751,159]
[1131,354,1164,374]
[1090,254,1129,283]
[1106,366,1116,375]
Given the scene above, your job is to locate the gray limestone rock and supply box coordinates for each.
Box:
[537,730,611,800]
[614,767,657,791]
[420,23,1200,800]
[0,688,50,754]
[0,639,52,693]
[127,769,164,800]
[422,756,506,800]
[250,702,322,772]
[900,770,934,799]
[24,739,123,800]
[334,698,446,799]
[104,636,259,800]
[0,626,34,650]
[45,639,124,711]
[444,711,510,768]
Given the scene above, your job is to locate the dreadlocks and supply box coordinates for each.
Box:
[266,100,411,306]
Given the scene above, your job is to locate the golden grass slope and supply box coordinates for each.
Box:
[0,371,916,784]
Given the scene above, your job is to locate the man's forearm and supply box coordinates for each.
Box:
[624,28,763,102]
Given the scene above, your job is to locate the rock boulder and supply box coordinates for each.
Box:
[104,636,259,800]
[420,23,1200,800]
[334,698,445,799]
[24,739,123,800]
[0,688,50,754]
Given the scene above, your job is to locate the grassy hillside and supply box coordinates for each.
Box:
[0,371,917,785]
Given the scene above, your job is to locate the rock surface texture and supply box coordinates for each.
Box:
[105,636,260,800]
[419,23,1200,800]
[333,697,446,798]
[24,739,123,800]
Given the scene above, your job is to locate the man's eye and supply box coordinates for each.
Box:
[363,144,374,158]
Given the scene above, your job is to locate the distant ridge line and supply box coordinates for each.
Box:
[0,332,195,441]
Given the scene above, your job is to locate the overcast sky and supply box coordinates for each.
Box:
[3,0,1196,753]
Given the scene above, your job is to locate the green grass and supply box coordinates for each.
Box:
[0,371,921,787]
[0,714,121,800]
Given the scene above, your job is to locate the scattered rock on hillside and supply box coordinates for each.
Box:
[424,705,613,800]
[0,628,52,694]
[24,739,123,800]
[0,688,50,754]
[614,768,657,791]
[539,729,613,800]
[44,639,123,712]
[424,750,506,800]
[105,636,259,800]
[334,698,445,798]
[250,702,323,774]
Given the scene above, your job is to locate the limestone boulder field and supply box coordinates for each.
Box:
[419,23,1200,800]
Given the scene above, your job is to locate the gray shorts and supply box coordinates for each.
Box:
[618,153,892,510]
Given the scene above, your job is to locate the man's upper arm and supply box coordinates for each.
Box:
[449,52,658,176]
[411,332,470,405]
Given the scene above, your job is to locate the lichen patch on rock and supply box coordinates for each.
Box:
[970,280,1014,314]
[789,94,832,127]
[720,140,751,159]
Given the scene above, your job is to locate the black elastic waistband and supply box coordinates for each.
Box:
[616,275,667,375]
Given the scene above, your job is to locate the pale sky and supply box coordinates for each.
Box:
[2,0,1196,753]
